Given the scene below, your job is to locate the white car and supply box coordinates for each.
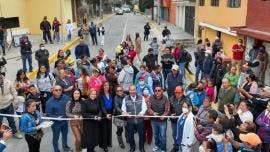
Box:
[122,7,131,13]
[116,8,124,15]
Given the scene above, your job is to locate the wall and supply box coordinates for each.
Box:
[246,0,270,32]
[169,3,176,25]
[195,0,247,28]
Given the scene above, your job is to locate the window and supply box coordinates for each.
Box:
[198,0,205,6]
[198,26,203,37]
[228,0,241,8]
[211,0,219,6]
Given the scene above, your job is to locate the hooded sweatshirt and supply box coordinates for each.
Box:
[118,65,134,91]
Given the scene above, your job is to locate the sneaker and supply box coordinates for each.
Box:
[63,145,72,151]
[13,132,23,139]
[153,146,159,152]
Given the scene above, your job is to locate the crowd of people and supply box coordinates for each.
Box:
[0,19,269,152]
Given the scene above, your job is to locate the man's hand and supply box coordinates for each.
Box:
[2,130,12,142]
[153,112,159,116]
[171,113,177,119]
[106,114,111,119]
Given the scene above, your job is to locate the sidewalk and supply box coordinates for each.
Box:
[144,15,194,47]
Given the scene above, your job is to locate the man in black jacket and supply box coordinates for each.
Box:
[144,22,151,41]
[113,86,127,149]
[35,44,50,71]
[20,36,33,72]
[40,16,53,44]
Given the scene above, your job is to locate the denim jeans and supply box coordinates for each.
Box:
[22,53,33,72]
[67,33,71,41]
[54,31,60,42]
[171,122,179,151]
[0,104,17,133]
[151,121,167,151]
[195,64,203,82]
[127,121,145,150]
[51,121,68,152]
[162,68,171,87]
[43,31,52,43]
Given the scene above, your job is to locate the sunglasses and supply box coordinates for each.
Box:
[54,89,62,92]
[155,89,162,92]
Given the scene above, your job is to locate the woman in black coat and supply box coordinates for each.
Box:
[81,89,102,152]
[99,81,114,152]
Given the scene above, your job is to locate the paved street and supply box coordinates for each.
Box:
[4,13,185,152]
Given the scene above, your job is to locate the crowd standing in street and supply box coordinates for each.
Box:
[0,16,270,152]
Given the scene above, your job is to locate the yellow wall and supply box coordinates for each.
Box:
[195,0,247,28]
[194,0,247,58]
[0,0,74,35]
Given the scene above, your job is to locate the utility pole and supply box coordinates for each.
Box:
[100,0,103,19]
[157,0,161,25]
[151,0,154,20]
[60,0,64,42]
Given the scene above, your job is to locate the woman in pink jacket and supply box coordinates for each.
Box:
[89,68,106,94]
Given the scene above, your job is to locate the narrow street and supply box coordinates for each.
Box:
[4,13,176,152]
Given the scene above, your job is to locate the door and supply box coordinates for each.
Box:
[184,6,195,35]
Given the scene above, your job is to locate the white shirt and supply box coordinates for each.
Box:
[238,109,254,122]
[121,94,147,115]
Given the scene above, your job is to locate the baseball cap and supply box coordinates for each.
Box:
[139,75,145,80]
[239,133,262,146]
[172,64,179,70]
[175,86,182,93]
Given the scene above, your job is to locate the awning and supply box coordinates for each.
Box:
[199,22,238,36]
[231,27,270,42]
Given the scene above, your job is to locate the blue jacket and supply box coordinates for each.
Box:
[166,72,183,97]
[0,143,5,152]
[136,84,154,95]
[203,56,213,75]
[75,44,90,59]
[20,110,43,134]
[45,95,70,119]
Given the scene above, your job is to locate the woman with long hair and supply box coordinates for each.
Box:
[66,89,83,152]
[81,89,102,152]
[135,32,142,62]
[15,69,31,95]
[34,65,56,113]
[77,67,90,99]
[126,34,133,47]
[99,81,113,152]
[20,99,44,152]
[105,66,118,95]
[52,59,65,78]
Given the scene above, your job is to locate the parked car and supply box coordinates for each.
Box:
[122,6,131,13]
[116,8,124,15]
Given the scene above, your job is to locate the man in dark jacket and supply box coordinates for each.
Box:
[169,86,190,152]
[194,44,206,82]
[144,22,151,41]
[74,39,90,59]
[161,48,174,85]
[45,85,72,152]
[35,44,50,71]
[89,22,97,45]
[113,86,126,149]
[166,64,183,97]
[149,86,170,152]
[40,16,53,44]
[20,36,33,72]
[121,85,147,152]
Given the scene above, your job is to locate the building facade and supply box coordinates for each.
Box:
[0,0,75,37]
[232,0,270,85]
[194,0,247,57]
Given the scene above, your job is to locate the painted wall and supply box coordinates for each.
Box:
[195,0,247,28]
[0,0,74,35]
[246,0,270,32]
[169,3,176,25]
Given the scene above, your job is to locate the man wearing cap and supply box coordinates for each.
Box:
[143,48,157,70]
[136,75,154,95]
[148,86,170,152]
[228,133,262,151]
[166,64,183,97]
[239,86,270,119]
[169,85,190,152]
[0,73,23,139]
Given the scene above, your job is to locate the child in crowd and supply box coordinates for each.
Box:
[205,80,215,102]
[26,84,41,111]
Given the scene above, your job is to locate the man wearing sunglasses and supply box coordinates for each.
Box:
[239,86,270,119]
[148,86,170,152]
[45,85,72,152]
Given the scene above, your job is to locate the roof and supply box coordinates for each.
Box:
[231,27,270,42]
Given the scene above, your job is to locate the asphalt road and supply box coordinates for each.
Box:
[4,13,177,152]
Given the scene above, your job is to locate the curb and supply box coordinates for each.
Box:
[27,13,116,80]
